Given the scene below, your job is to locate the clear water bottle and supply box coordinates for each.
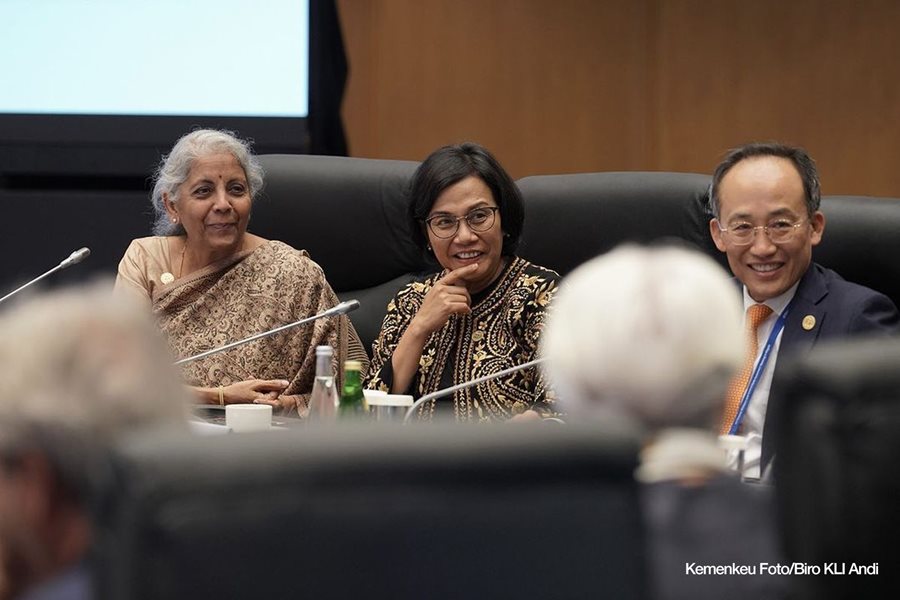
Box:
[307,345,338,421]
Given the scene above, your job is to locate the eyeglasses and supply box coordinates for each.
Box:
[716,218,810,246]
[425,206,499,239]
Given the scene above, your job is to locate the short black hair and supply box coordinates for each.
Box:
[708,142,821,218]
[407,142,524,259]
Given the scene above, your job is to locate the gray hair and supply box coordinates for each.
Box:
[542,244,744,432]
[150,129,265,236]
[0,283,190,503]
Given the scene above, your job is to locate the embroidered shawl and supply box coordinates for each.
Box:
[116,237,367,412]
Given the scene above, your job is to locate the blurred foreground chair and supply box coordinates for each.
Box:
[92,424,647,600]
[773,336,900,600]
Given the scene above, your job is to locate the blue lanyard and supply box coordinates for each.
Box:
[728,303,792,435]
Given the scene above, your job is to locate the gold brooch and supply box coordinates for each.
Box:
[802,315,816,331]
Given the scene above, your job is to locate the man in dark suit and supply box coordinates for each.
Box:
[708,142,899,478]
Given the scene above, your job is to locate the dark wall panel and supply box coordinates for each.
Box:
[0,190,151,296]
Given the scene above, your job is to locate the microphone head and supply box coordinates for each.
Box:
[339,299,361,313]
[60,247,91,268]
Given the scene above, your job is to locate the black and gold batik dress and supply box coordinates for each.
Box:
[367,256,559,422]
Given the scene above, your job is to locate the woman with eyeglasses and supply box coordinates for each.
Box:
[367,143,560,422]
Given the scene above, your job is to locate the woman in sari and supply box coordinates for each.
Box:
[115,129,367,415]
[367,143,559,422]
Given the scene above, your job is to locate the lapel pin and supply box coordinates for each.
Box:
[160,272,175,285]
[802,315,816,331]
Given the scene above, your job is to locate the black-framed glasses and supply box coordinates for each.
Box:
[716,218,810,246]
[425,206,499,239]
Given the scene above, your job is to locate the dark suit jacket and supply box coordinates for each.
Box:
[761,262,900,467]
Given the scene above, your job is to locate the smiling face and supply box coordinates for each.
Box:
[710,156,825,302]
[164,153,251,260]
[427,175,505,293]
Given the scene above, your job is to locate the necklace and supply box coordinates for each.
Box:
[160,241,186,285]
[161,237,247,285]
[178,243,187,278]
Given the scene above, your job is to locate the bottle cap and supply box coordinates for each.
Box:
[315,345,334,356]
[344,360,362,371]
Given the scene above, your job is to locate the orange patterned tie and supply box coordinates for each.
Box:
[721,303,773,434]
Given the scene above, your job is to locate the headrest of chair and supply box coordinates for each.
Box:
[254,154,426,291]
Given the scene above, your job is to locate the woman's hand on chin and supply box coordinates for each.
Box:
[412,263,480,336]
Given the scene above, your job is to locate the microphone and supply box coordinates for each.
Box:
[403,356,548,423]
[59,247,91,268]
[0,247,92,306]
[174,299,360,365]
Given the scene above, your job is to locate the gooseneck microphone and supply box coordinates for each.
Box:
[59,247,92,268]
[174,299,360,365]
[403,356,548,423]
[0,247,91,306]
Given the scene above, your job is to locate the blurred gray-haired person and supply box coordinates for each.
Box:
[0,284,189,600]
[542,244,786,600]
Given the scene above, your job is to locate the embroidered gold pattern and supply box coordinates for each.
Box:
[367,257,559,422]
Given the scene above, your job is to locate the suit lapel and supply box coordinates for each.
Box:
[779,264,829,356]
[763,264,828,470]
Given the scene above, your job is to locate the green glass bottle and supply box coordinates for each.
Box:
[339,360,367,418]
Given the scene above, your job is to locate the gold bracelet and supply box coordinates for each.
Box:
[218,386,225,406]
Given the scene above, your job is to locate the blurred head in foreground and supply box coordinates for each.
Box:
[542,244,744,433]
[0,284,189,599]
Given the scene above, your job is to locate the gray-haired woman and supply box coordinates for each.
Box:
[115,129,367,414]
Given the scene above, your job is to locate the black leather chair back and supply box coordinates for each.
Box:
[517,172,718,277]
[814,195,900,309]
[773,336,900,600]
[254,154,425,353]
[250,160,900,355]
[92,424,647,600]
[517,172,900,310]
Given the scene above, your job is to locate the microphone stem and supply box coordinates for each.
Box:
[174,302,353,366]
[403,356,548,423]
[0,263,64,305]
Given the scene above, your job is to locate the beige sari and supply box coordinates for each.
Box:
[116,237,368,413]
